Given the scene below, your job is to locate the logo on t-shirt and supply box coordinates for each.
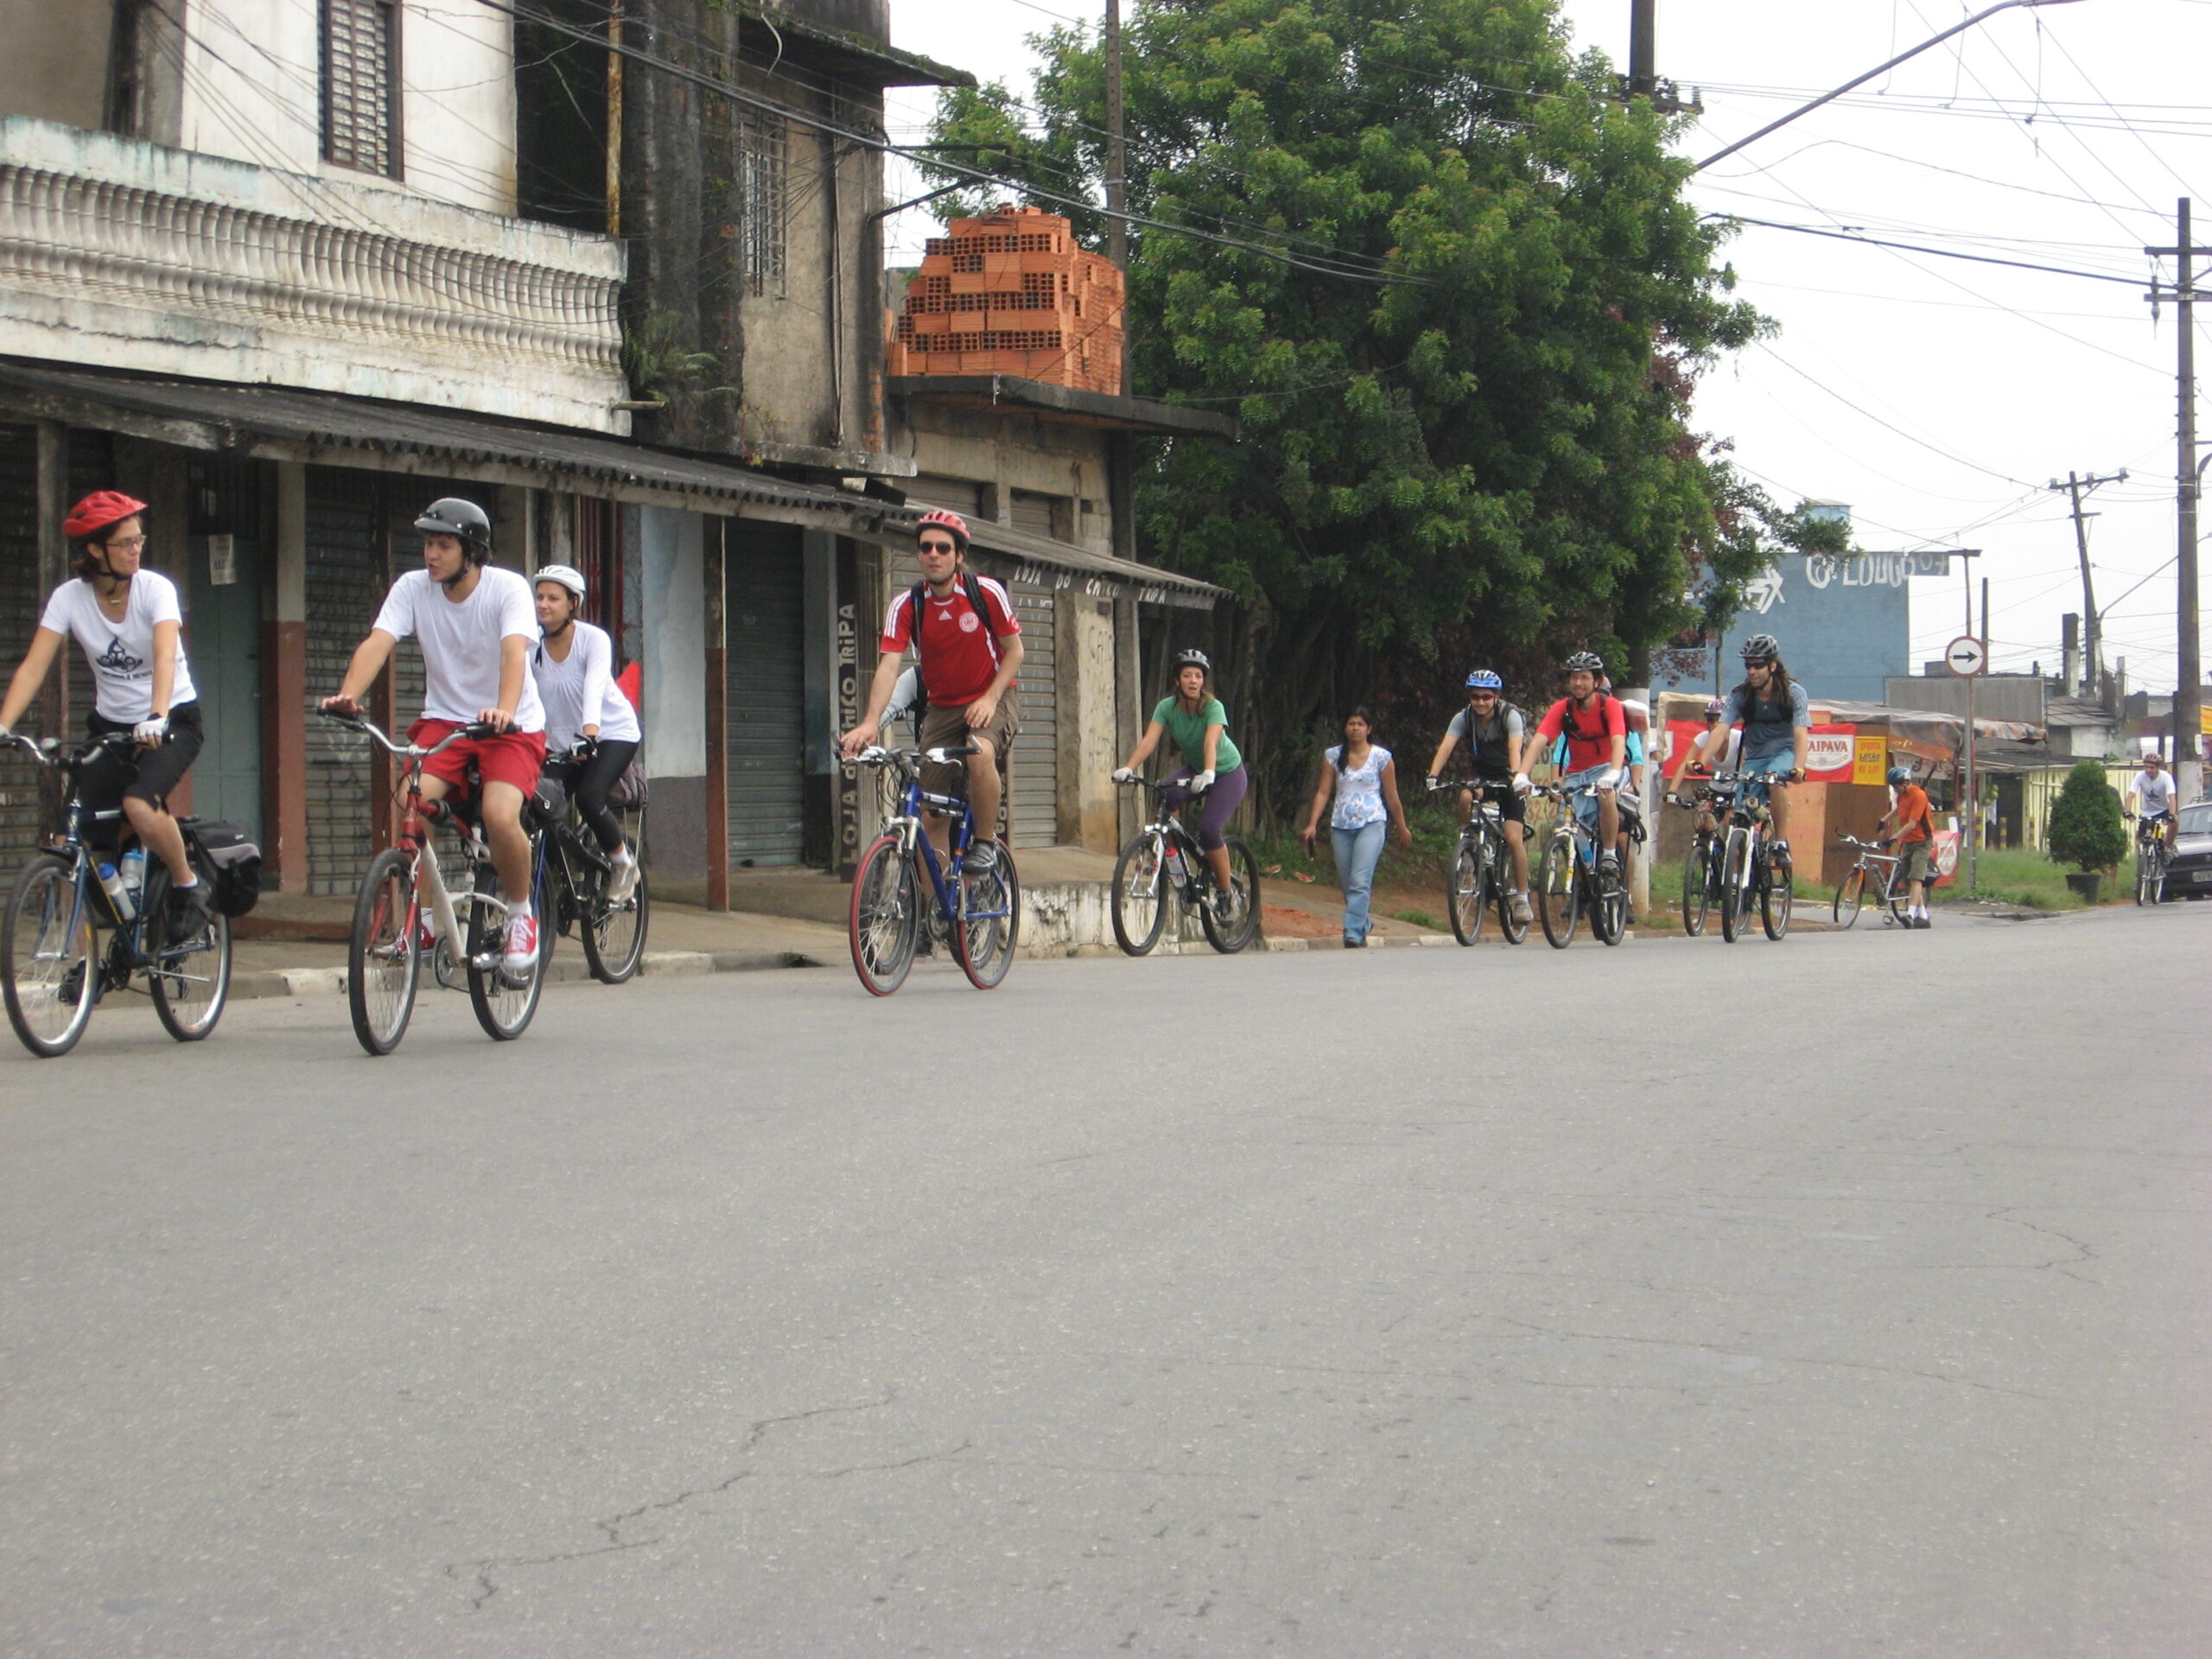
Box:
[958,612,980,632]
[96,636,145,675]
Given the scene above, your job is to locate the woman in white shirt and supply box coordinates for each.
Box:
[0,490,212,939]
[1299,706,1413,948]
[531,565,643,902]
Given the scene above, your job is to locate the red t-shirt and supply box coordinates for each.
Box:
[1894,784,1932,843]
[1533,694,1625,775]
[880,575,1021,707]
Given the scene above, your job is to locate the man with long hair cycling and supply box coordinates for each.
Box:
[1690,633,1809,868]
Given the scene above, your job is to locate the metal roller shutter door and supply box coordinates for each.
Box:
[726,524,806,866]
[304,475,389,894]
[1006,581,1057,848]
[0,427,40,880]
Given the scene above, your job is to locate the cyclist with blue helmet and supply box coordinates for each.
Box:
[1426,669,1533,925]
[1874,762,1936,928]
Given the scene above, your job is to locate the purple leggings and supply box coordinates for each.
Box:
[1163,763,1248,850]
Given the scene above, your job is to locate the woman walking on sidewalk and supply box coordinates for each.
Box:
[1301,708,1411,948]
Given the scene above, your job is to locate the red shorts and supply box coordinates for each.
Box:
[408,719,547,798]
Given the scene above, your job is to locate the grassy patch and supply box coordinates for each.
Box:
[1393,909,1442,931]
[1944,847,2090,911]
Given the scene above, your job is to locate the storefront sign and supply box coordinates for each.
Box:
[1931,829,1961,889]
[1853,734,1887,785]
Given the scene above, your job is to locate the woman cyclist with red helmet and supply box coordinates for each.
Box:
[0,490,213,940]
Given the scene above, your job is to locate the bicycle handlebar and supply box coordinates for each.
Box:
[846,741,979,772]
[2,729,137,769]
[318,709,495,758]
[1117,775,1211,797]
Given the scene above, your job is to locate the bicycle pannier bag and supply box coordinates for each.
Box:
[183,818,263,917]
[607,753,651,809]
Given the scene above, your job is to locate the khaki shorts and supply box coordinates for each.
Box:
[918,690,1020,800]
[1897,839,1934,883]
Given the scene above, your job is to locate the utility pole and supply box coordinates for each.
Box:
[1618,0,1701,115]
[2147,200,2209,804]
[1102,0,1136,565]
[2045,468,2127,700]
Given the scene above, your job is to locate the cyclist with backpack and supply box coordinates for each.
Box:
[319,498,547,982]
[1112,648,1249,920]
[1689,633,1810,866]
[1529,652,1627,873]
[840,509,1023,871]
[1424,669,1534,927]
[0,490,213,942]
[530,564,642,904]
[1874,763,1936,929]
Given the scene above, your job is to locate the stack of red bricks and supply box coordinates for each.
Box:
[889,205,1125,395]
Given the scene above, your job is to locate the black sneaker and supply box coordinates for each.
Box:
[962,840,999,874]
[167,880,213,945]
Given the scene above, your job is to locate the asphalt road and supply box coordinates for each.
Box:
[3,903,2208,1657]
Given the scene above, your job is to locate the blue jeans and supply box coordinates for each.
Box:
[1332,818,1387,943]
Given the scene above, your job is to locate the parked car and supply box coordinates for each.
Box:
[2164,801,2212,898]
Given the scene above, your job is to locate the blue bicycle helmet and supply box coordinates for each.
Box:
[1465,669,1503,691]
[1886,765,1912,788]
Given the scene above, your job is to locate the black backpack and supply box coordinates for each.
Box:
[181,818,262,917]
[904,574,1001,706]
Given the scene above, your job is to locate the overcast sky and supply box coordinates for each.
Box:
[885,0,2212,696]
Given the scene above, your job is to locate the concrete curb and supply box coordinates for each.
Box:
[228,946,828,1001]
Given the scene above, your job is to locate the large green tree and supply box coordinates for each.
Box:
[931,0,1794,817]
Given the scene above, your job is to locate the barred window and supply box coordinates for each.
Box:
[322,0,398,176]
[738,114,786,297]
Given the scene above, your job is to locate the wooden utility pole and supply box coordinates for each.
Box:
[1102,0,1137,559]
[1618,0,1700,114]
[604,0,624,238]
[2046,468,2127,700]
[2147,201,2209,802]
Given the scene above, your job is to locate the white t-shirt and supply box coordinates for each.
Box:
[2134,769,2177,817]
[38,571,199,723]
[372,566,545,733]
[531,620,640,748]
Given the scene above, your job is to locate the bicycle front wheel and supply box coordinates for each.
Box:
[145,847,232,1042]
[956,839,1021,988]
[1761,849,1794,940]
[1719,830,1751,944]
[850,832,919,995]
[467,849,548,1041]
[1110,830,1168,957]
[1447,840,1487,945]
[2137,844,2164,906]
[581,840,650,983]
[1536,835,1580,949]
[1592,864,1629,946]
[346,847,421,1056]
[1198,837,1262,954]
[1832,867,1866,928]
[1682,834,1713,936]
[3,855,98,1058]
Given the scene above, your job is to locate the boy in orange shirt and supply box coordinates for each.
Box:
[1876,764,1936,929]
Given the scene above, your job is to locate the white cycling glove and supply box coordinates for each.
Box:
[1594,768,1621,792]
[1112,766,1137,784]
[1191,770,1217,793]
[133,715,169,744]
[1511,772,1532,795]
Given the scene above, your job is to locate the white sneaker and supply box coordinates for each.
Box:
[607,851,639,905]
[502,914,539,981]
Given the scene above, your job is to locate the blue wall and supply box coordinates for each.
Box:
[1657,551,1933,705]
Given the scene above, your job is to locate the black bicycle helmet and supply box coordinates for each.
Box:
[416,498,493,563]
[1173,648,1212,673]
[1740,632,1781,662]
[1562,650,1605,675]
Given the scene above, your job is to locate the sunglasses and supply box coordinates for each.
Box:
[918,538,958,555]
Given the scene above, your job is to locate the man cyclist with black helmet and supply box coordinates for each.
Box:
[1691,633,1810,864]
[841,508,1024,872]
[1529,652,1627,873]
[320,497,548,982]
[1425,669,1534,925]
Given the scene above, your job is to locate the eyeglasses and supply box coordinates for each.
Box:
[101,536,148,552]
[918,539,958,555]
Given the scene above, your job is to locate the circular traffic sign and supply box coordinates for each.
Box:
[1945,635,1988,677]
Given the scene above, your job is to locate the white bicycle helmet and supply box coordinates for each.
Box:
[534,563,587,600]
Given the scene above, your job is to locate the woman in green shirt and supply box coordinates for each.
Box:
[1112,649,1249,912]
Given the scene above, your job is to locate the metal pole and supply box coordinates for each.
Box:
[1629,0,1656,99]
[1104,0,1127,271]
[2177,200,2205,803]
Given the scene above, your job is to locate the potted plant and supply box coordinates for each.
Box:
[2045,760,2127,901]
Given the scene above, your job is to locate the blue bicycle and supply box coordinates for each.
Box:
[845,741,1020,995]
[3,730,232,1057]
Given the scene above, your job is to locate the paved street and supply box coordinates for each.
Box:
[3,904,2208,1657]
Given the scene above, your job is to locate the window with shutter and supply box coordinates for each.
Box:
[322,0,398,177]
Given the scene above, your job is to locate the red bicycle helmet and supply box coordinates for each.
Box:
[62,491,148,541]
[914,507,969,550]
